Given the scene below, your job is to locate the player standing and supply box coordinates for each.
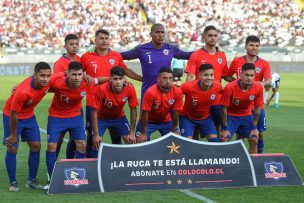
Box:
[179,64,221,142]
[266,72,280,108]
[89,66,138,157]
[2,62,53,191]
[228,35,271,153]
[137,68,183,142]
[221,63,263,154]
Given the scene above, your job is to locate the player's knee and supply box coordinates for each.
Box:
[7,146,18,154]
[47,143,57,152]
[75,140,86,153]
[248,137,258,145]
[28,142,41,152]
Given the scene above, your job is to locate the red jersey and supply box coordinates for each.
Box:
[221,80,263,116]
[53,54,81,73]
[228,56,271,82]
[141,84,183,123]
[185,48,228,82]
[3,73,63,119]
[48,75,96,118]
[180,80,222,120]
[89,82,138,119]
[81,50,127,78]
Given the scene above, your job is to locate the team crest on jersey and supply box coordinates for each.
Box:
[168,99,175,105]
[109,58,115,65]
[210,94,216,100]
[249,95,255,100]
[217,58,223,64]
[163,49,169,56]
[264,162,287,179]
[255,67,261,73]
[64,168,89,187]
[122,96,128,102]
[26,99,33,105]
[80,91,87,97]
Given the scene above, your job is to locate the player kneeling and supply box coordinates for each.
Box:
[90,66,138,157]
[179,64,221,142]
[220,63,263,154]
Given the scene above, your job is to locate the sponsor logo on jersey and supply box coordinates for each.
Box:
[168,99,175,105]
[264,162,287,179]
[210,94,216,100]
[80,91,87,97]
[217,58,223,64]
[109,58,115,65]
[64,168,89,187]
[163,49,169,56]
[122,96,128,102]
[255,67,261,73]
[249,95,255,100]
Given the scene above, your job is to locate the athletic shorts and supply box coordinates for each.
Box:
[256,109,267,132]
[136,120,172,141]
[97,116,130,137]
[227,115,253,138]
[179,115,217,137]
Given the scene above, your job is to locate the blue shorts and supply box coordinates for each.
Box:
[257,109,267,132]
[227,115,253,138]
[179,115,217,137]
[47,115,86,143]
[2,114,40,147]
[210,105,222,126]
[98,116,130,137]
[85,105,92,132]
[136,120,172,141]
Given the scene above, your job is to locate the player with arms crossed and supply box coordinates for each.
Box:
[2,62,55,191]
[228,35,271,153]
[137,68,183,142]
[90,66,138,156]
[221,63,263,154]
[180,64,222,142]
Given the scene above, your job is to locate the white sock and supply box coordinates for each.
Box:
[264,91,269,104]
[275,92,279,104]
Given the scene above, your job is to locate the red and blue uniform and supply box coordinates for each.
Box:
[53,54,81,73]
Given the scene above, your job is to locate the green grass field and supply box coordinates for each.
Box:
[0,73,303,203]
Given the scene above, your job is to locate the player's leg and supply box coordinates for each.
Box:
[264,84,271,104]
[159,120,173,137]
[3,114,19,192]
[210,105,222,136]
[69,115,87,159]
[257,109,267,153]
[146,122,159,141]
[223,115,240,142]
[179,115,196,139]
[199,116,220,142]
[109,128,122,144]
[85,105,94,158]
[273,83,280,108]
[55,133,64,158]
[91,118,108,158]
[239,115,258,154]
[113,116,133,144]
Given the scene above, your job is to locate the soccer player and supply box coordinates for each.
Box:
[53,34,81,159]
[221,63,264,154]
[185,25,232,138]
[45,61,104,186]
[179,64,221,142]
[81,29,142,156]
[228,35,272,153]
[266,72,280,108]
[2,62,53,191]
[89,66,138,157]
[137,68,183,142]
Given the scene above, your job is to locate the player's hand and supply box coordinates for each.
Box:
[136,133,147,143]
[257,81,264,87]
[220,130,231,142]
[92,135,102,150]
[124,79,130,86]
[126,132,136,144]
[87,45,96,53]
[83,73,93,85]
[249,129,259,140]
[5,135,17,147]
[172,130,181,136]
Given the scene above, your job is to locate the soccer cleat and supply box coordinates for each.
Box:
[273,104,279,108]
[43,182,50,190]
[26,179,44,190]
[9,181,19,192]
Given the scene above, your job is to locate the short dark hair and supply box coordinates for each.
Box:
[245,35,260,45]
[158,67,173,76]
[34,62,51,73]
[68,61,82,71]
[151,23,164,32]
[95,29,110,37]
[242,63,255,72]
[110,66,126,77]
[64,34,78,44]
[203,25,217,35]
[199,63,213,72]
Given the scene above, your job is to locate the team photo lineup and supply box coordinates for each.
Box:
[2,21,285,193]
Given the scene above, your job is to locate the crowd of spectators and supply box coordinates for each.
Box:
[0,0,303,48]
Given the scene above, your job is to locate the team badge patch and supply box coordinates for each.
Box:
[163,49,169,56]
[217,58,223,64]
[264,162,287,179]
[255,67,261,73]
[168,99,175,105]
[210,94,216,100]
[122,96,128,102]
[80,91,87,97]
[64,168,89,187]
[109,58,115,65]
[249,95,255,100]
